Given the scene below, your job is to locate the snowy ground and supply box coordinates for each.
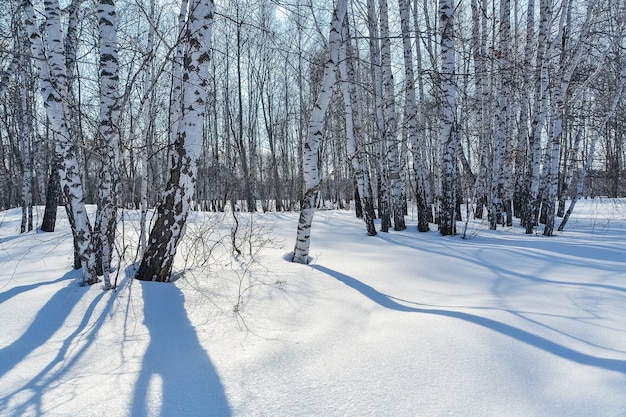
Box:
[1,199,625,417]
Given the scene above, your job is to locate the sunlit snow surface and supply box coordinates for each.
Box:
[1,199,625,416]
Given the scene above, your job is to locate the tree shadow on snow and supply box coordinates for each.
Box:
[311,264,626,375]
[0,274,71,305]
[131,281,231,417]
[0,269,121,415]
[374,232,626,295]
[0,269,84,381]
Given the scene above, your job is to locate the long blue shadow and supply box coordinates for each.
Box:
[0,283,112,416]
[375,232,626,294]
[0,274,71,304]
[132,282,231,417]
[0,234,21,244]
[312,264,626,375]
[0,270,84,379]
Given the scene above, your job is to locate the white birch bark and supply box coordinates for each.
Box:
[0,132,9,209]
[412,0,433,221]
[167,0,189,158]
[18,28,33,234]
[438,0,457,235]
[19,79,33,234]
[346,29,377,225]
[366,0,390,232]
[544,0,595,236]
[489,0,511,230]
[399,0,429,232]
[139,0,157,255]
[515,0,535,220]
[339,22,376,236]
[379,0,406,231]
[524,0,566,234]
[24,0,98,285]
[557,127,584,216]
[94,0,121,288]
[524,0,553,234]
[291,0,346,264]
[470,0,491,220]
[137,0,213,281]
[418,0,435,62]
[558,56,626,231]
[0,54,19,99]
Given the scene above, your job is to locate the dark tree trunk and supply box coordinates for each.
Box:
[474,194,486,219]
[354,180,363,219]
[40,166,60,232]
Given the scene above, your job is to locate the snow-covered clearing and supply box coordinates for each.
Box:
[1,199,625,416]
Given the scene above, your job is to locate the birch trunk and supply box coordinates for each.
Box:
[438,0,457,236]
[399,0,428,232]
[41,155,61,233]
[557,127,583,217]
[339,22,376,236]
[291,0,346,264]
[37,0,82,237]
[18,38,33,234]
[93,0,121,288]
[170,0,188,140]
[25,0,98,285]
[347,28,377,225]
[379,0,405,231]
[514,0,535,220]
[139,0,157,255]
[136,0,214,282]
[412,0,434,222]
[524,0,553,234]
[0,54,19,99]
[544,0,594,236]
[558,57,626,231]
[470,0,490,220]
[489,0,511,230]
[19,97,33,234]
[366,0,390,232]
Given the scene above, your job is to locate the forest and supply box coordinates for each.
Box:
[2,1,626,415]
[1,0,625,283]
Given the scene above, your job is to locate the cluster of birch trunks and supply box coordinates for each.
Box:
[1,0,624,280]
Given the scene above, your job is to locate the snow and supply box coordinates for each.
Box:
[1,199,626,416]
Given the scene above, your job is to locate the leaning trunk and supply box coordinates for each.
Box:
[339,21,376,236]
[136,0,214,281]
[292,0,347,264]
[25,0,98,284]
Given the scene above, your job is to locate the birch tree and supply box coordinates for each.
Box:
[523,0,553,234]
[470,0,490,220]
[543,0,596,236]
[339,21,377,236]
[489,0,511,230]
[366,0,391,232]
[399,0,429,232]
[24,0,99,285]
[291,0,346,264]
[379,0,406,231]
[412,0,434,223]
[438,0,458,236]
[93,0,121,288]
[37,0,86,269]
[559,55,626,231]
[18,31,34,234]
[136,0,214,282]
[513,0,535,219]
[138,0,158,254]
